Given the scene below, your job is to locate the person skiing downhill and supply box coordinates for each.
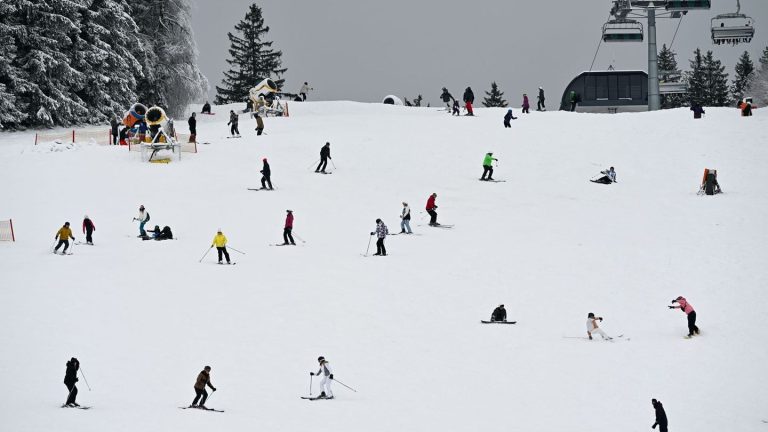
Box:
[227,110,240,137]
[463,87,475,116]
[260,158,273,190]
[283,210,296,245]
[503,108,517,127]
[491,304,507,322]
[426,193,439,226]
[651,398,668,432]
[522,94,530,114]
[371,218,388,256]
[132,205,149,238]
[586,312,612,340]
[212,229,231,264]
[191,366,216,409]
[54,222,75,254]
[440,87,455,112]
[537,87,546,111]
[669,296,699,338]
[316,142,331,173]
[63,357,80,407]
[299,82,313,101]
[399,202,412,234]
[82,215,95,245]
[310,356,334,399]
[481,152,498,181]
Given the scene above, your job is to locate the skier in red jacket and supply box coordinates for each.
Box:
[426,193,439,226]
[282,210,295,245]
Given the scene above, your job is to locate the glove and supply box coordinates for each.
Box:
[310,372,315,376]
[434,205,438,209]
[668,306,675,309]
[370,232,375,235]
[598,317,603,321]
[212,387,217,392]
[652,424,657,429]
[72,238,75,241]
[75,378,79,382]
[329,374,334,380]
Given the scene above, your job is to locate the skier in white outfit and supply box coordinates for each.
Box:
[311,356,334,398]
[586,312,612,340]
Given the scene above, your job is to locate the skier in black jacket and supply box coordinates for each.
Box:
[63,357,80,407]
[503,109,517,128]
[440,87,455,111]
[188,112,197,138]
[260,158,273,190]
[316,142,331,173]
[651,399,668,432]
[537,87,546,111]
[463,87,475,116]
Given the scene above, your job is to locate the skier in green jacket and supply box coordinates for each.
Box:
[481,152,498,181]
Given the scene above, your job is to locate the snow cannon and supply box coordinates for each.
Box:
[123,103,147,127]
[145,106,168,126]
[382,95,403,106]
[249,78,279,105]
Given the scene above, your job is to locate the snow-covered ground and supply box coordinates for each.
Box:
[1,102,767,432]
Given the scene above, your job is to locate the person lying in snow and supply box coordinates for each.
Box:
[590,167,617,184]
[145,225,173,240]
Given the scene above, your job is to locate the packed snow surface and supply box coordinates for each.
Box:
[1,102,767,432]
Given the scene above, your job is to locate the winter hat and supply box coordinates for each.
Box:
[499,304,504,308]
[317,356,325,362]
[140,205,145,210]
[263,158,268,161]
[588,312,595,318]
[64,222,70,226]
[376,218,382,223]
[539,86,543,89]
[287,209,293,213]
[84,215,89,219]
[217,228,222,233]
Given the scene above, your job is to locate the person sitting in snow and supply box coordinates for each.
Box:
[201,101,211,114]
[491,304,507,322]
[590,167,617,184]
[586,312,612,340]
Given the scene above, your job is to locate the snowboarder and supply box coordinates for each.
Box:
[452,99,460,116]
[440,87,455,111]
[586,312,612,340]
[491,304,507,322]
[371,218,388,256]
[260,158,273,189]
[212,229,231,264]
[399,202,412,234]
[188,112,197,142]
[690,103,705,119]
[299,82,313,101]
[669,296,699,338]
[227,110,240,137]
[110,116,119,145]
[283,210,295,245]
[63,357,80,407]
[426,193,439,226]
[54,222,75,254]
[316,142,331,173]
[201,101,211,114]
[503,108,517,127]
[191,366,216,408]
[591,167,617,184]
[537,87,546,111]
[82,215,95,245]
[463,87,475,116]
[310,356,334,399]
[522,94,530,114]
[481,152,498,181]
[651,398,668,432]
[255,112,264,136]
[132,205,149,238]
[569,90,578,112]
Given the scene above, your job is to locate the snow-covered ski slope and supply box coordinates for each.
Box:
[1,102,767,432]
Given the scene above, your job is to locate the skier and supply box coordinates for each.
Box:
[201,101,211,114]
[255,112,264,136]
[310,356,334,399]
[54,222,75,254]
[669,296,699,338]
[690,103,705,119]
[399,202,412,234]
[212,229,231,264]
[503,108,517,128]
[491,304,507,322]
[452,99,460,116]
[522,94,530,114]
[440,87,455,111]
[191,366,216,409]
[132,205,149,238]
[110,116,119,145]
[586,312,612,340]
[188,112,197,142]
[227,110,240,137]
[481,152,498,181]
[537,87,546,111]
[426,193,439,226]
[260,158,273,190]
[283,210,295,245]
[569,90,578,112]
[370,218,388,256]
[591,167,617,184]
[651,398,668,432]
[82,215,95,245]
[63,357,80,407]
[463,87,475,116]
[316,142,331,173]
[299,82,313,101]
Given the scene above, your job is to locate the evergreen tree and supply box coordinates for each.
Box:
[685,48,707,106]
[657,44,685,109]
[703,50,730,106]
[215,4,286,105]
[731,51,755,104]
[482,82,507,107]
[759,45,768,70]
[0,1,27,128]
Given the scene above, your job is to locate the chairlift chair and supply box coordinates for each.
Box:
[711,1,754,45]
[602,20,644,42]
[666,0,711,11]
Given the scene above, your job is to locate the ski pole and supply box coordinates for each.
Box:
[292,232,307,244]
[331,378,357,393]
[330,159,337,170]
[79,367,91,391]
[51,240,57,253]
[364,234,373,256]
[307,158,319,170]
[226,245,246,255]
[309,373,313,396]
[198,246,212,263]
[64,383,77,405]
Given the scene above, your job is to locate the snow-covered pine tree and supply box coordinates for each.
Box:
[746,46,768,106]
[131,0,208,118]
[730,51,755,104]
[215,4,286,105]
[685,48,707,107]
[658,44,685,109]
[0,1,27,129]
[482,82,507,107]
[702,50,730,106]
[759,45,768,70]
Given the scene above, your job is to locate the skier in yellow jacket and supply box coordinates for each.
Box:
[54,222,75,254]
[211,229,230,264]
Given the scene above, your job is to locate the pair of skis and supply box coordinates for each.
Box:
[300,395,334,401]
[179,406,224,412]
[481,320,517,324]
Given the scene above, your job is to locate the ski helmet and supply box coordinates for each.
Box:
[588,312,595,318]
[317,356,325,362]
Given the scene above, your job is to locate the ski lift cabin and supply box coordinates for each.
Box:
[560,70,648,113]
[665,0,711,11]
[602,19,644,42]
[711,1,754,46]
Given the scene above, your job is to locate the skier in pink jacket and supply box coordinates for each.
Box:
[669,296,699,338]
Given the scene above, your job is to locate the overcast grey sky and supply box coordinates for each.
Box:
[190,0,767,106]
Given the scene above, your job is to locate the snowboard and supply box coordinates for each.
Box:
[74,241,94,246]
[481,320,517,324]
[563,334,629,341]
[269,243,297,247]
[179,406,224,412]
[388,232,421,236]
[301,396,334,401]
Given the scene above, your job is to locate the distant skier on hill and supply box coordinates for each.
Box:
[132,205,149,238]
[463,87,475,116]
[440,87,455,111]
[260,158,273,190]
[591,167,617,184]
[316,142,331,173]
[110,116,119,145]
[227,110,240,137]
[503,109,517,127]
[426,193,439,226]
[191,366,216,409]
[399,202,412,234]
[212,229,231,264]
[522,94,530,114]
[481,152,498,181]
[690,103,705,119]
[188,112,197,142]
[310,356,334,399]
[54,222,75,254]
[586,312,612,340]
[201,101,212,114]
[371,218,388,256]
[669,296,699,338]
[283,210,295,245]
[63,357,80,407]
[491,304,507,322]
[569,90,578,112]
[651,398,668,432]
[452,99,460,116]
[537,87,546,111]
[299,82,313,101]
[82,215,95,245]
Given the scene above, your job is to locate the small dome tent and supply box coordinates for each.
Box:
[382,95,403,105]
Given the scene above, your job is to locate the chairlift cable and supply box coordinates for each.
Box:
[669,14,684,49]
[589,14,610,72]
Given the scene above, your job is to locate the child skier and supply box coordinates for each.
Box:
[440,87,454,112]
[54,222,75,254]
[481,152,498,181]
[260,158,273,190]
[452,99,460,116]
[491,304,507,322]
[310,356,334,399]
[399,202,412,234]
[283,210,295,245]
[191,366,216,408]
[669,296,699,338]
[82,216,95,245]
[537,87,546,111]
[371,218,388,256]
[212,229,231,264]
[132,205,149,238]
[63,357,80,407]
[227,110,240,137]
[586,313,612,340]
[503,109,517,127]
[426,193,439,226]
[522,94,530,114]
